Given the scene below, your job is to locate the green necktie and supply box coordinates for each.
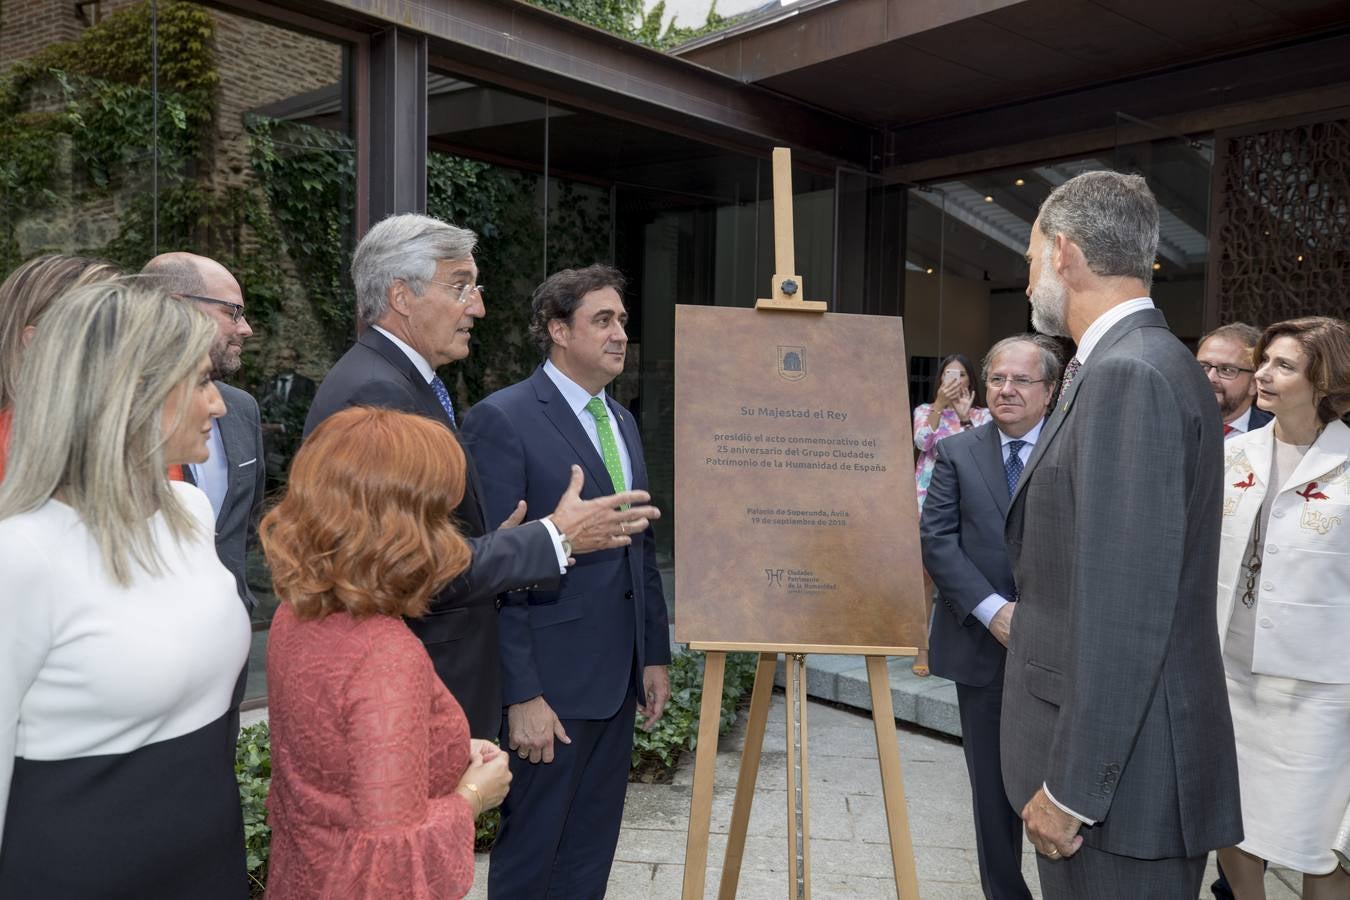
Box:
[584,396,627,494]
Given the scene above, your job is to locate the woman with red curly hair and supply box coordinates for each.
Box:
[261,407,511,900]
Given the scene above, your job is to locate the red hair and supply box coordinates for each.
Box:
[260,407,472,620]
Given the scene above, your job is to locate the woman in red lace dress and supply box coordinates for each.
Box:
[261,407,512,900]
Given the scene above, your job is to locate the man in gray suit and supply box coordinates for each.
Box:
[143,253,266,737]
[921,334,1060,900]
[1002,171,1242,897]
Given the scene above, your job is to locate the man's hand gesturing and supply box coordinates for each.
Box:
[547,465,660,555]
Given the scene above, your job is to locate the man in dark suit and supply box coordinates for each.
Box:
[142,252,267,738]
[259,346,316,488]
[1002,170,1242,897]
[921,334,1061,900]
[304,214,655,740]
[1197,322,1273,439]
[460,264,670,899]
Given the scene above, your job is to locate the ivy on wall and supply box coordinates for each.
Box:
[529,0,729,48]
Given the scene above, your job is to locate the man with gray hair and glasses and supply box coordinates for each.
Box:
[304,213,658,740]
[1002,170,1242,897]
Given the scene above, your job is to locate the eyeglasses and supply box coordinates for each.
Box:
[986,375,1049,388]
[426,280,486,305]
[1198,361,1254,381]
[181,294,247,324]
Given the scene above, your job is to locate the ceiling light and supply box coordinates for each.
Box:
[983,195,994,203]
[1297,255,1304,262]
[1014,178,1025,187]
[925,267,934,275]
[1152,262,1162,271]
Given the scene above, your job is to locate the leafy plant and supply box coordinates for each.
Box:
[235,721,272,898]
[630,648,759,778]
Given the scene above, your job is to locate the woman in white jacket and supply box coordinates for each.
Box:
[1215,316,1350,900]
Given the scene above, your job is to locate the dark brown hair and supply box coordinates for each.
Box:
[528,263,626,356]
[260,407,473,619]
[1254,316,1350,425]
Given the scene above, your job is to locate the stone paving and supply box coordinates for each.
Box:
[462,689,1306,899]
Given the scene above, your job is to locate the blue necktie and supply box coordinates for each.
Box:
[430,375,457,428]
[1005,439,1027,496]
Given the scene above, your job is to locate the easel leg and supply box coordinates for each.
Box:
[866,656,920,899]
[716,653,776,900]
[785,653,812,899]
[682,651,727,900]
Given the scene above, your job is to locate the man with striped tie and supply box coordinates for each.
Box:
[920,334,1060,900]
[303,215,656,739]
[461,264,670,899]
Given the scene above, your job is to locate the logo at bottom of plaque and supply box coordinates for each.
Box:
[777,345,806,381]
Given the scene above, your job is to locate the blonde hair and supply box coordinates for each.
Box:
[0,254,121,407]
[0,279,216,585]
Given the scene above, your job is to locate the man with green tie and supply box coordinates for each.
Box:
[460,264,670,898]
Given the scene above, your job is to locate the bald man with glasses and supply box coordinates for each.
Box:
[142,252,266,743]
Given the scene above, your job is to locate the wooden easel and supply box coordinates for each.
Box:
[679,149,923,900]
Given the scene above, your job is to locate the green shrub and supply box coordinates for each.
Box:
[234,721,271,897]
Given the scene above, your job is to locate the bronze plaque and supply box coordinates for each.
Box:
[674,305,926,650]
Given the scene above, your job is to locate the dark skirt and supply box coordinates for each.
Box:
[0,712,247,899]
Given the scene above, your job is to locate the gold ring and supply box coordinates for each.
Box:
[620,522,627,535]
[1047,848,1060,858]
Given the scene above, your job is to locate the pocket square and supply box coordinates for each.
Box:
[237,458,257,468]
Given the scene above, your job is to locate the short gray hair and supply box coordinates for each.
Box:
[0,279,216,586]
[1038,171,1158,291]
[982,333,1063,386]
[351,214,477,325]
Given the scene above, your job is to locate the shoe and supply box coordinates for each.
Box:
[912,650,930,678]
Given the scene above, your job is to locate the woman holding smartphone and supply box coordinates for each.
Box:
[911,352,991,675]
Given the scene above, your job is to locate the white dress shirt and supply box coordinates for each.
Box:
[1226,405,1254,435]
[189,420,228,523]
[1074,297,1156,362]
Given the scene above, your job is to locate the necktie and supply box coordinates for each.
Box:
[584,396,627,493]
[430,375,457,429]
[1005,439,1027,496]
[1059,356,1082,400]
[1224,424,1235,437]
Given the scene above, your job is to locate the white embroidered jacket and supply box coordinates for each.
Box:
[1217,418,1350,684]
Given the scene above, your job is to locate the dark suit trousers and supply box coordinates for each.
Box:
[956,680,1032,900]
[488,685,637,900]
[1036,845,1205,899]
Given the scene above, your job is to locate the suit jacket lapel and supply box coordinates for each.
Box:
[1010,308,1164,510]
[531,367,614,496]
[361,329,447,425]
[362,329,486,533]
[972,425,1011,518]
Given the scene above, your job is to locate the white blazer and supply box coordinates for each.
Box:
[1217,418,1350,684]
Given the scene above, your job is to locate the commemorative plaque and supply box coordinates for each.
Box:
[673,304,925,651]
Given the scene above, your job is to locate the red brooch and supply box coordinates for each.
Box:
[1232,473,1255,490]
[1296,482,1330,502]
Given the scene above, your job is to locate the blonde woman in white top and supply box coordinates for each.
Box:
[1215,316,1350,900]
[0,280,248,897]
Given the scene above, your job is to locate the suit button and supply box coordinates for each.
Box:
[1259,617,1273,629]
[1263,582,1274,592]
[1267,545,1278,554]
[625,590,635,600]
[1272,510,1284,518]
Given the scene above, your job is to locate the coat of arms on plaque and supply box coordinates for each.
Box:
[777,346,806,381]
